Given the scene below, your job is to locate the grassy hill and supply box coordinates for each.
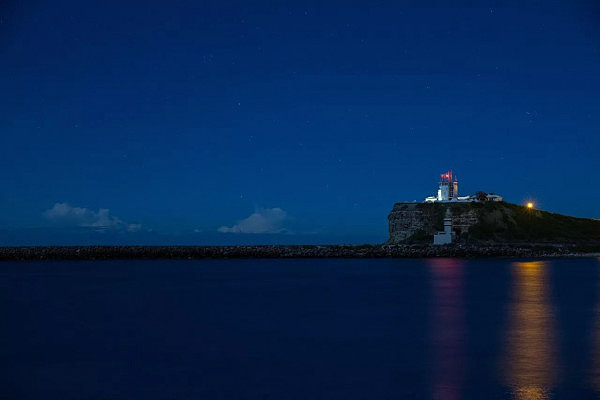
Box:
[463,202,600,244]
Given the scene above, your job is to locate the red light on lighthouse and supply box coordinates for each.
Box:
[440,170,453,182]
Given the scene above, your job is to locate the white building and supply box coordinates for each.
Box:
[433,216,454,245]
[424,170,502,203]
[425,170,458,202]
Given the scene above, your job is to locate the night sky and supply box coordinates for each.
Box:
[1,0,599,245]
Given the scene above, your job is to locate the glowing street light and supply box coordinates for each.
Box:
[526,202,534,209]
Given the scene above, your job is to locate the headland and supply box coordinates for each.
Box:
[2,171,598,260]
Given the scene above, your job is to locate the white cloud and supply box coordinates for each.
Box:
[218,207,290,234]
[43,202,141,231]
[127,223,143,232]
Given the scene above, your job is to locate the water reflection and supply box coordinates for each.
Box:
[428,258,465,400]
[503,261,558,400]
[590,257,600,391]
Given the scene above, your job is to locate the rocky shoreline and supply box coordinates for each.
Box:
[0,245,598,261]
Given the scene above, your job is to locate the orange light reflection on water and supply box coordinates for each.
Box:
[591,257,600,391]
[503,261,558,400]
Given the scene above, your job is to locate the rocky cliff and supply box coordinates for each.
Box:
[387,202,478,244]
[387,201,600,245]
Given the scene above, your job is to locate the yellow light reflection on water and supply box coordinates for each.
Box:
[591,257,600,391]
[503,261,558,400]
[514,386,548,400]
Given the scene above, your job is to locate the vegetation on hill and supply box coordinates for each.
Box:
[464,202,600,243]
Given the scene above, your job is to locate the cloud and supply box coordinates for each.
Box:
[43,203,141,231]
[126,223,143,232]
[218,207,290,234]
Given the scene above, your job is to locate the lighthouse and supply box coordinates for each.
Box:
[424,170,502,203]
[436,170,458,201]
[433,211,455,245]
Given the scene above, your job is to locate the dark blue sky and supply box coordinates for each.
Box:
[1,0,599,245]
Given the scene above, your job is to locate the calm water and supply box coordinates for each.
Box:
[2,258,600,399]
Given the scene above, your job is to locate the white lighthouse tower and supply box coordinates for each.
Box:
[433,210,455,245]
[424,170,502,203]
[436,170,458,201]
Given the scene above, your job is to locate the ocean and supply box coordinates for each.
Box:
[2,257,600,399]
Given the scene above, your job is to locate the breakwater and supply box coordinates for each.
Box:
[0,244,597,260]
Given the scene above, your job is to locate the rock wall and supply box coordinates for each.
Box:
[387,202,479,244]
[387,203,427,243]
[451,206,479,235]
[0,244,594,260]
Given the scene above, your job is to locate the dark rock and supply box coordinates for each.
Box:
[0,244,596,261]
